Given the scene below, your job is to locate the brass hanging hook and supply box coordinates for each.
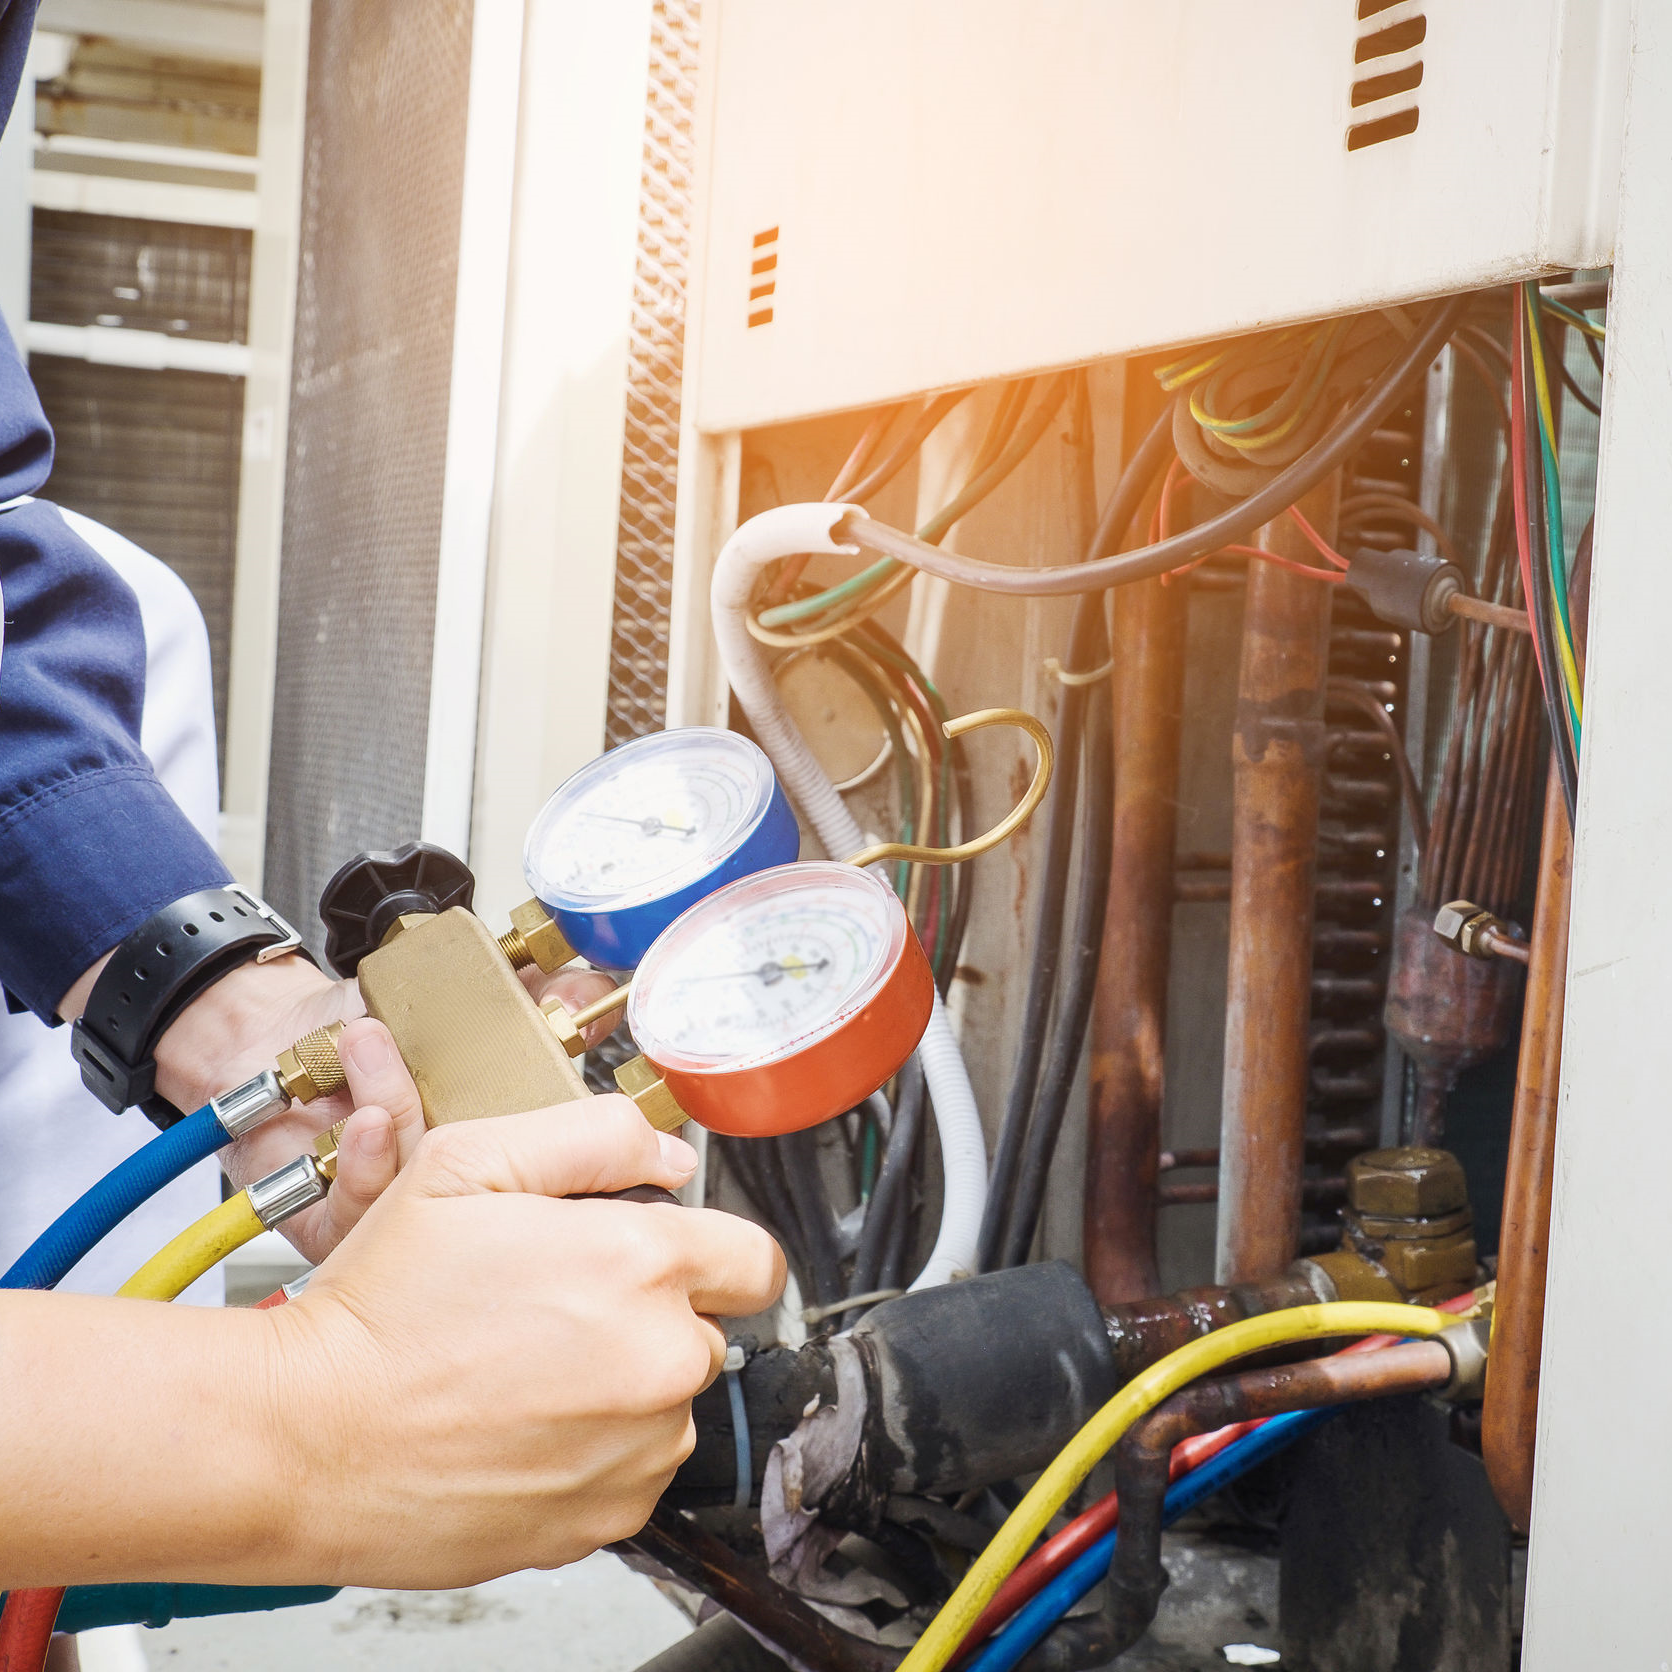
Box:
[846,707,1054,870]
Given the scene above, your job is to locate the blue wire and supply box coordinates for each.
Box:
[959,1407,1335,1672]
[2,1104,230,1291]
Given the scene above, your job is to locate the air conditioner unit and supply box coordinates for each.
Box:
[689,0,1626,431]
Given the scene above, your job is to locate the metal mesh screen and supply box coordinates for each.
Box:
[603,0,702,748]
[263,0,473,952]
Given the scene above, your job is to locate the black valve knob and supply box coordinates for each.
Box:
[318,841,476,976]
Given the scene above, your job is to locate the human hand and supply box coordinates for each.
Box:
[264,1097,785,1587]
[129,951,623,1264]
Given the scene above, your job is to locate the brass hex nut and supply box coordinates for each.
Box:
[615,1054,688,1133]
[507,898,575,973]
[1346,1147,1469,1219]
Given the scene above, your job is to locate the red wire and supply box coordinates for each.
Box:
[0,1588,63,1672]
[951,1291,1480,1663]
[1284,505,1351,570]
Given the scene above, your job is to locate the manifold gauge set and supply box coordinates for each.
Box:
[522,726,935,1138]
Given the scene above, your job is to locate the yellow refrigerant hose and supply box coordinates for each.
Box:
[116,1190,266,1302]
[897,1299,1459,1672]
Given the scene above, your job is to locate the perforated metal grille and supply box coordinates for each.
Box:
[603,0,702,749]
[263,0,472,951]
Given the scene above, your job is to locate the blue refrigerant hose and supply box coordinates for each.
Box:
[1,1104,231,1292]
[960,1407,1335,1672]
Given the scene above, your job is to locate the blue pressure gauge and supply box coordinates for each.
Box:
[522,728,799,969]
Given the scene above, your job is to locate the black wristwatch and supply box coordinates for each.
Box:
[70,884,310,1129]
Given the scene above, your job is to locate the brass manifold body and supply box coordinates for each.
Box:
[274,900,683,1135]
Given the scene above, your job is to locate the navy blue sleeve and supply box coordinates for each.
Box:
[0,304,230,1021]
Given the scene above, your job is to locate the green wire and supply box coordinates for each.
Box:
[1526,286,1582,753]
[1193,319,1346,440]
[759,556,899,629]
[859,1108,879,1204]
[1541,295,1606,341]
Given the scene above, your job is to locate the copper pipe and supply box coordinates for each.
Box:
[1176,876,1231,904]
[1103,1340,1454,1658]
[1218,477,1339,1282]
[1160,1177,1346,1207]
[1483,769,1572,1533]
[1085,574,1188,1302]
[623,1508,890,1672]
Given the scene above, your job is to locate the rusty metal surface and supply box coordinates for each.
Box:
[1279,1395,1511,1672]
[1482,770,1571,1533]
[1218,478,1340,1282]
[1086,574,1189,1303]
[1104,1342,1454,1662]
[1382,906,1524,1144]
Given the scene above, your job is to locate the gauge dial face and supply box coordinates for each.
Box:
[629,863,908,1072]
[524,728,776,913]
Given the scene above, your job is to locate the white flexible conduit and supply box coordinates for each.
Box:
[711,502,987,1290]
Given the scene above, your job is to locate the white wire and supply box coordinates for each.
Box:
[710,504,987,1290]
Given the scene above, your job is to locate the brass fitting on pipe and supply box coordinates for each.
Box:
[497,898,575,973]
[1433,900,1531,966]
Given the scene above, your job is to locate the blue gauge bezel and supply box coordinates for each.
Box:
[536,763,800,970]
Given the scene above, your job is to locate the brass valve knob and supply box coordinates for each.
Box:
[614,1054,688,1133]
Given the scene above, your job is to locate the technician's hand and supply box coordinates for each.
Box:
[265,1097,785,1587]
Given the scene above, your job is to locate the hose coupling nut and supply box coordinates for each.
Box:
[210,1070,291,1138]
[1437,1317,1492,1402]
[276,1021,348,1103]
[1433,901,1530,966]
[247,1154,328,1228]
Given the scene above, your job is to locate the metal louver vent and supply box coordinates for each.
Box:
[603,0,703,749]
[1348,0,1424,152]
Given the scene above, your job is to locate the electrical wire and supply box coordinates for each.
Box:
[758,374,1073,636]
[893,1300,1456,1672]
[1511,290,1580,818]
[821,297,1463,598]
[1,1103,235,1293]
[1523,285,1583,742]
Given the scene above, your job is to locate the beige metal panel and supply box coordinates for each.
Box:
[692,0,1625,431]
[220,0,307,887]
[1522,2,1672,1659]
[36,1,265,66]
[468,0,657,921]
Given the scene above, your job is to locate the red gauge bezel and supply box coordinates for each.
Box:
[647,920,934,1138]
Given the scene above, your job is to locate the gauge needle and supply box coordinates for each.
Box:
[583,812,696,837]
[693,957,832,986]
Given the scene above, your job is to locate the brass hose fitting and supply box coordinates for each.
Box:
[276,1021,348,1103]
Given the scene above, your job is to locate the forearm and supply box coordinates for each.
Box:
[0,1292,305,1588]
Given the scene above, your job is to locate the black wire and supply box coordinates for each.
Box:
[776,1130,846,1309]
[1517,299,1581,821]
[1537,308,1602,418]
[842,1057,925,1325]
[722,1136,808,1279]
[835,296,1465,597]
[973,406,1175,1273]
[878,1090,925,1295]
[975,622,1092,1271]
[1583,330,1605,380]
[996,657,1116,1268]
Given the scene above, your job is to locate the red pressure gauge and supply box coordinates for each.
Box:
[625,862,933,1137]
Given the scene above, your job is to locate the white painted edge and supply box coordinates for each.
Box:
[24,319,251,374]
[29,168,257,228]
[420,0,526,860]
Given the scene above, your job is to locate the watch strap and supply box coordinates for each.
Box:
[71,885,308,1128]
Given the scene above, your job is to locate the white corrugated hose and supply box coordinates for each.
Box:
[710,502,987,1290]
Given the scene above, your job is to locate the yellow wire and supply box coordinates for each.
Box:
[116,1191,266,1302]
[897,1300,1455,1672]
[1523,292,1585,721]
